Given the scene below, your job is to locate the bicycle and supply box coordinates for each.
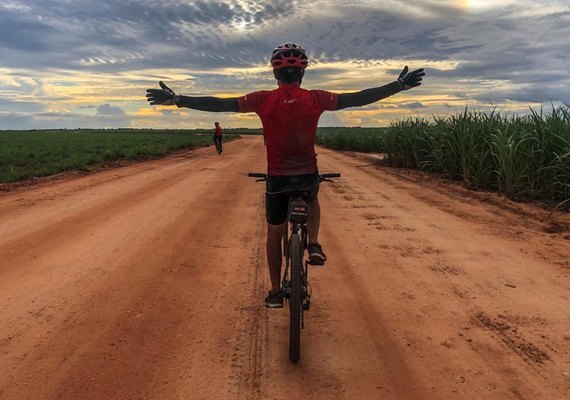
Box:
[214,136,223,154]
[248,172,341,363]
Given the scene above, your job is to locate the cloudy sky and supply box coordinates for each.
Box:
[0,0,569,129]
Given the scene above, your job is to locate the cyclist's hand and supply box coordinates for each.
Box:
[397,66,425,90]
[146,81,177,105]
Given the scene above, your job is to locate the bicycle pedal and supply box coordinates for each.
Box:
[307,259,325,266]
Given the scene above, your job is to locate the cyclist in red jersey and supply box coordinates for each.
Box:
[213,122,223,154]
[146,43,425,308]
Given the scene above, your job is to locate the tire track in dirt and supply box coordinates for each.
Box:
[230,190,269,400]
[473,312,550,366]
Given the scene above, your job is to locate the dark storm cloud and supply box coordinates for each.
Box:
[2,0,568,76]
[430,8,570,80]
[0,0,306,71]
[0,10,54,52]
[0,0,453,72]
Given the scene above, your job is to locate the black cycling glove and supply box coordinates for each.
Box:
[146,81,177,106]
[397,66,425,90]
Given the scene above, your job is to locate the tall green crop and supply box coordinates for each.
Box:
[380,106,570,206]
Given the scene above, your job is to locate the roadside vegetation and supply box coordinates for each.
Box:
[317,107,570,208]
[0,129,237,183]
[4,111,569,209]
[316,127,388,152]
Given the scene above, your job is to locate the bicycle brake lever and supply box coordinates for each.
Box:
[256,178,265,182]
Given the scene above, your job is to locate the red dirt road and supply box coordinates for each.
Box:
[0,136,569,400]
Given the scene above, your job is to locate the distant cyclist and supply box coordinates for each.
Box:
[214,122,223,154]
[146,43,425,308]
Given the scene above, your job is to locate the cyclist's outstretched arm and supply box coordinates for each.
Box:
[146,81,240,112]
[336,66,425,110]
[176,95,239,112]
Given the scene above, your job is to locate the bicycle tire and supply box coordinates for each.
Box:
[289,232,302,363]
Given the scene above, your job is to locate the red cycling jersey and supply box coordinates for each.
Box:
[238,84,337,176]
[214,125,222,136]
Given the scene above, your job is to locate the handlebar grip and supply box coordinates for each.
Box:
[248,173,266,178]
[320,173,341,178]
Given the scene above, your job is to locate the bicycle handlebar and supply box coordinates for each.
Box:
[247,172,341,182]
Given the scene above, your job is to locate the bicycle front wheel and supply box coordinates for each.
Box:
[289,232,302,363]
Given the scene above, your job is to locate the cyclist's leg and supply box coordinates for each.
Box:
[267,222,286,293]
[306,196,327,262]
[306,196,320,244]
[265,176,289,299]
[301,173,326,263]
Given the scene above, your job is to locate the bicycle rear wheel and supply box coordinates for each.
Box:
[289,232,302,363]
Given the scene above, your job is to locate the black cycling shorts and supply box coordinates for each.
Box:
[265,172,319,225]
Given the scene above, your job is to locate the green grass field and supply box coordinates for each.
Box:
[0,129,238,183]
[3,114,569,209]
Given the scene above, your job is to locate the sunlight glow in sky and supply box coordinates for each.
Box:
[0,0,569,129]
[457,0,495,10]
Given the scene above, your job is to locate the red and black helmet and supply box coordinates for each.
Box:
[270,43,308,70]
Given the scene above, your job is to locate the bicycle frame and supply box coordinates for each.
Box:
[248,172,340,362]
